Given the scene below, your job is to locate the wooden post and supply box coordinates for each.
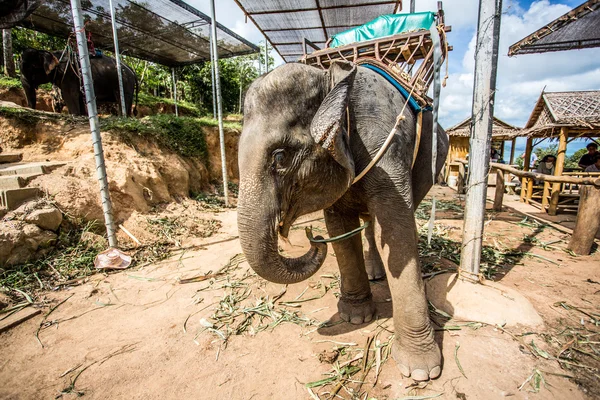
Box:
[509,138,516,165]
[493,168,504,211]
[541,181,551,208]
[457,162,465,194]
[520,137,533,202]
[568,185,600,255]
[459,0,503,280]
[526,178,533,204]
[548,127,568,215]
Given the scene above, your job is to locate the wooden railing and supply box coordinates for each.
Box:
[490,163,600,255]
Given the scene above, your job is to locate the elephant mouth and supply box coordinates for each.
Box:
[278,206,299,240]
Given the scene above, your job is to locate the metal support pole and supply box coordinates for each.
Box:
[264,37,269,73]
[172,67,178,117]
[69,0,117,247]
[210,0,229,206]
[410,0,415,13]
[108,0,126,116]
[209,28,216,120]
[459,0,502,280]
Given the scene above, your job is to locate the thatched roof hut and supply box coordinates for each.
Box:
[447,116,520,139]
[521,90,600,138]
[446,116,521,163]
[508,0,600,56]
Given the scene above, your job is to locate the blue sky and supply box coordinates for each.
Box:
[189,0,599,138]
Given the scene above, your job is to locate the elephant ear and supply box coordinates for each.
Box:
[310,61,356,181]
[42,52,59,75]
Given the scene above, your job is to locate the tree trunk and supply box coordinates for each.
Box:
[238,78,243,114]
[2,29,16,78]
[567,185,600,256]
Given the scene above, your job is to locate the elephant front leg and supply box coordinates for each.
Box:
[372,210,441,381]
[324,207,375,325]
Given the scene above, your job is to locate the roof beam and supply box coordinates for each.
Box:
[244,1,399,15]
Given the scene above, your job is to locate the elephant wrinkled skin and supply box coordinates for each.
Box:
[237,62,449,381]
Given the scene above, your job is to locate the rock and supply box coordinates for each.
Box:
[426,273,544,327]
[0,292,11,309]
[0,222,57,267]
[80,231,108,249]
[24,207,63,231]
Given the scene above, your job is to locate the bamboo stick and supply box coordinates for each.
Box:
[490,163,600,186]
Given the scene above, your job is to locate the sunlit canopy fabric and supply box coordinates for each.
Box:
[330,12,434,48]
[232,0,402,62]
[17,0,259,66]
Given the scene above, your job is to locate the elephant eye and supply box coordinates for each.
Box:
[272,149,287,169]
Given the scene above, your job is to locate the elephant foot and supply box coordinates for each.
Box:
[365,255,386,281]
[391,335,442,381]
[338,294,375,325]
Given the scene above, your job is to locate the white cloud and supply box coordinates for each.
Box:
[440,0,600,128]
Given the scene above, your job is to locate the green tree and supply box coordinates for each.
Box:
[11,27,66,54]
[566,148,586,169]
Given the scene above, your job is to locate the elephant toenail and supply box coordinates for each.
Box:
[429,366,441,379]
[411,369,429,381]
[350,316,363,325]
[364,313,373,323]
[340,312,350,322]
[397,363,410,377]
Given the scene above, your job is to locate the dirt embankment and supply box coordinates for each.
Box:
[0,87,53,112]
[0,110,240,227]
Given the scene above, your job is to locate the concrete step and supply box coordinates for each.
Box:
[0,161,67,176]
[0,187,40,210]
[0,153,23,164]
[0,173,43,190]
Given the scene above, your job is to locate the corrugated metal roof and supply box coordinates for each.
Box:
[508,0,600,56]
[446,116,521,139]
[16,0,259,66]
[232,0,402,63]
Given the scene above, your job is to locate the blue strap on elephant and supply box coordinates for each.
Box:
[360,63,429,114]
[330,12,436,48]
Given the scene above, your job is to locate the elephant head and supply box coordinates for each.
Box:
[238,61,357,284]
[20,48,60,109]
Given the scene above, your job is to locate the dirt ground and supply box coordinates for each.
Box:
[1,186,599,400]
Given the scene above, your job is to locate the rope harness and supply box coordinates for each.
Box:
[306,21,447,245]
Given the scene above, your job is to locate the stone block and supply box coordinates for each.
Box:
[0,176,24,190]
[0,153,23,164]
[0,187,40,210]
[25,207,63,231]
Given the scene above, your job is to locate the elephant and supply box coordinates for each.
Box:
[237,61,449,381]
[20,48,138,116]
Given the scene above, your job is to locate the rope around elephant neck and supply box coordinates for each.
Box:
[352,82,417,184]
[307,221,370,244]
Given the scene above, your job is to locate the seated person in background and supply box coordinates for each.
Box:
[579,142,598,169]
[490,148,500,161]
[535,154,556,184]
[536,155,556,175]
[585,154,600,172]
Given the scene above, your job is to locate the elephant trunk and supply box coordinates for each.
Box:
[237,185,327,285]
[21,80,36,109]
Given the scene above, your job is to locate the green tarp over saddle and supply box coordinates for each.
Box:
[330,12,435,48]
